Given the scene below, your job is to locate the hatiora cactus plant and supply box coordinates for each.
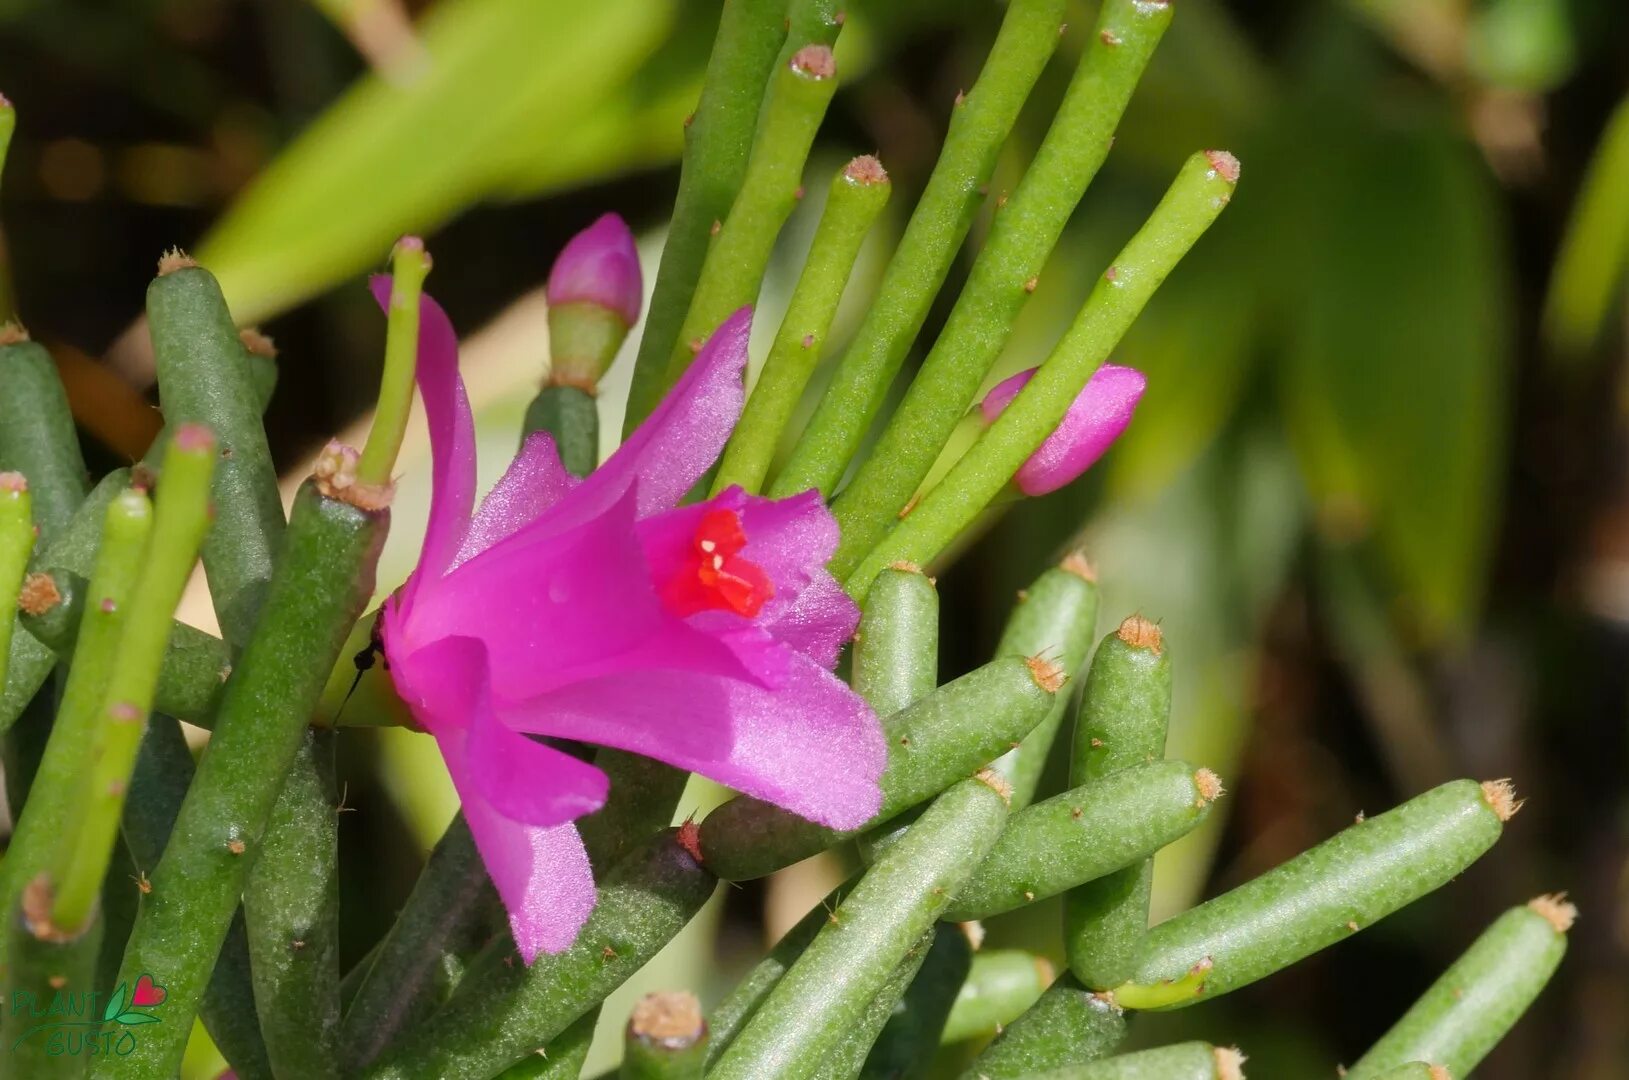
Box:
[0,1,1568,1078]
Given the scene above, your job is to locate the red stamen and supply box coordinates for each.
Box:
[664,508,774,618]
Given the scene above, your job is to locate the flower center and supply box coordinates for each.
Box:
[663,508,774,618]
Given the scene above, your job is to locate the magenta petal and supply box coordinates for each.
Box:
[458,782,596,961]
[512,651,885,830]
[370,278,476,595]
[546,213,643,327]
[553,307,752,532]
[981,364,1146,496]
[453,432,579,570]
[389,635,610,827]
[409,488,760,699]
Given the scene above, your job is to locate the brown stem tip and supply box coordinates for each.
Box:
[957,920,985,950]
[0,320,30,345]
[1059,550,1097,582]
[1480,778,1523,822]
[1024,655,1067,695]
[1194,768,1225,805]
[675,819,703,864]
[844,154,888,185]
[974,767,1013,805]
[1116,614,1163,656]
[313,440,394,511]
[1205,150,1241,184]
[156,247,198,276]
[1427,1066,1453,1080]
[1526,893,1577,934]
[18,572,61,617]
[22,875,77,943]
[1215,1046,1247,1080]
[886,560,923,575]
[238,327,278,360]
[1033,955,1055,986]
[629,990,705,1048]
[791,44,835,79]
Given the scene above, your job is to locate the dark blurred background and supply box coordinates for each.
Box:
[2,0,1627,1075]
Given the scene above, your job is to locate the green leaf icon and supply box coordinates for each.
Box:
[115,1012,160,1026]
[103,984,128,1023]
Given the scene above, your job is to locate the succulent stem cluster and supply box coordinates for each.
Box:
[0,1,1567,1077]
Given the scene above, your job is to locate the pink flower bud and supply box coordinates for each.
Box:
[545,214,643,388]
[545,213,642,327]
[980,364,1146,496]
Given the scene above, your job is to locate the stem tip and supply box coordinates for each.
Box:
[629,990,705,1048]
[1526,893,1577,933]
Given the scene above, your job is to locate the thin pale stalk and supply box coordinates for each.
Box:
[714,156,891,494]
[662,42,840,390]
[771,0,1070,498]
[828,0,1173,574]
[843,151,1239,595]
[358,236,431,484]
[52,431,214,933]
[622,0,789,432]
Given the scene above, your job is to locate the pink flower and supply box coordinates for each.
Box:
[980,364,1147,496]
[545,213,642,328]
[371,283,883,961]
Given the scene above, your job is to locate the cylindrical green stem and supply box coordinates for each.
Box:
[1366,1066,1449,1080]
[708,774,1010,1080]
[852,562,939,719]
[492,1008,599,1079]
[772,0,1070,497]
[54,430,216,934]
[622,0,789,432]
[359,831,717,1080]
[0,333,89,543]
[958,975,1126,1079]
[621,990,708,1080]
[0,473,34,690]
[98,478,386,1078]
[1065,615,1172,989]
[941,950,1053,1044]
[699,654,1060,881]
[522,384,599,476]
[122,712,273,1079]
[0,488,150,978]
[20,569,231,729]
[713,156,892,495]
[942,760,1219,921]
[1010,1042,1245,1080]
[662,42,839,389]
[340,815,500,1071]
[828,0,1173,573]
[859,924,972,1079]
[147,260,285,649]
[987,554,1100,810]
[812,930,935,1080]
[706,880,855,1066]
[1345,896,1572,1079]
[359,236,432,485]
[244,728,342,1078]
[844,150,1239,595]
[1,875,103,1074]
[1111,779,1517,1009]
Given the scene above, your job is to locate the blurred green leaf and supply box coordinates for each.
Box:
[1465,0,1576,92]
[1271,96,1510,640]
[198,0,674,322]
[1542,92,1629,364]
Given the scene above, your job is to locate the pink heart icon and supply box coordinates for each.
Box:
[132,974,166,1007]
